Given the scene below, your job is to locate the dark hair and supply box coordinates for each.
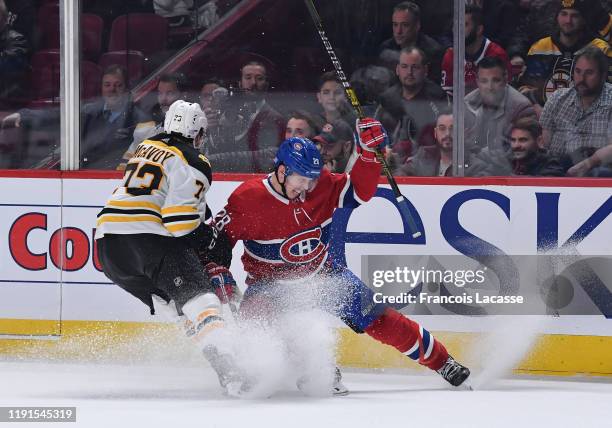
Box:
[436,106,453,123]
[574,46,608,79]
[201,77,226,88]
[102,64,128,83]
[287,110,321,137]
[477,56,507,74]
[318,71,341,91]
[240,61,268,79]
[511,117,542,140]
[159,72,189,93]
[465,4,484,28]
[393,1,421,22]
[399,45,429,65]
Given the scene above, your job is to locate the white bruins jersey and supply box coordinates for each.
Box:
[95,137,212,239]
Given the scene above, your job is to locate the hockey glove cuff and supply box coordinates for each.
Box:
[205,262,241,304]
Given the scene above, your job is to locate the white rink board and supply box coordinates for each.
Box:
[1,176,610,335]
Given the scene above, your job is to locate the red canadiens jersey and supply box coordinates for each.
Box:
[440,38,511,96]
[213,155,381,285]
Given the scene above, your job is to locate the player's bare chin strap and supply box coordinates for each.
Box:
[272,168,290,199]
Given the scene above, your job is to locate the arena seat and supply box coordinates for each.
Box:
[108,14,168,56]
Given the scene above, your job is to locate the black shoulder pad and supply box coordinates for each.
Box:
[166,140,213,184]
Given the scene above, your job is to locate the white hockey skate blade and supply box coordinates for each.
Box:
[332,380,349,396]
[458,379,474,391]
[333,387,350,396]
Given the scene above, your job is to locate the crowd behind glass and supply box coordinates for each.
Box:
[0,0,610,177]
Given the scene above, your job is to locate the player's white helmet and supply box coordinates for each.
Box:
[164,100,208,147]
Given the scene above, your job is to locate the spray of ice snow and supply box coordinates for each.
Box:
[467,245,587,389]
[468,316,545,389]
[204,275,342,398]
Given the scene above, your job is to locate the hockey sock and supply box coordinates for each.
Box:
[181,292,225,344]
[364,308,448,371]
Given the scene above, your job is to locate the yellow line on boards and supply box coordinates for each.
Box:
[0,320,610,376]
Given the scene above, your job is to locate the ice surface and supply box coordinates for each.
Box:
[0,360,609,428]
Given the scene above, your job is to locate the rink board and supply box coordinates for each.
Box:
[0,172,610,375]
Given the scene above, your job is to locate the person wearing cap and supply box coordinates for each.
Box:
[313,119,357,173]
[518,0,612,107]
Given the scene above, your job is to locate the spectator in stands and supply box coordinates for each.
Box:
[441,4,511,97]
[349,65,396,116]
[508,0,611,69]
[540,46,612,167]
[198,77,226,154]
[199,78,223,112]
[2,65,147,169]
[153,0,193,28]
[205,60,285,173]
[400,108,453,176]
[80,65,148,169]
[375,46,449,168]
[464,56,536,156]
[315,71,356,129]
[567,142,612,176]
[313,119,356,174]
[5,0,35,45]
[468,0,523,50]
[518,0,612,107]
[284,110,319,140]
[0,0,28,108]
[124,72,189,157]
[378,1,444,83]
[466,117,565,176]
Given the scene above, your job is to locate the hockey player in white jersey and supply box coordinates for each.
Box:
[95,100,247,396]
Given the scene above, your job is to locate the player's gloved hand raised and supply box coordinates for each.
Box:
[356,117,388,152]
[205,262,241,304]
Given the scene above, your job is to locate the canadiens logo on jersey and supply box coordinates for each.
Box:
[279,227,326,264]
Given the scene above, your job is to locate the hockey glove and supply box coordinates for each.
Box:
[356,117,388,152]
[205,262,241,304]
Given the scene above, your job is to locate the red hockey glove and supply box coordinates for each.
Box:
[205,262,241,304]
[356,117,389,152]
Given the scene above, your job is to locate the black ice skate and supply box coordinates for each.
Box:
[203,345,251,397]
[436,356,471,387]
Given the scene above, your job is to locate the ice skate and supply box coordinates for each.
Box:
[203,345,251,397]
[332,366,349,396]
[437,356,471,388]
[296,366,349,396]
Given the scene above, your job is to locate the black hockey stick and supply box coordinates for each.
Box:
[303,0,422,238]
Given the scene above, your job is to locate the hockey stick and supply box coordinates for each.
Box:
[303,0,422,238]
[217,283,239,316]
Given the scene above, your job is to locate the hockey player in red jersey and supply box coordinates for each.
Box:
[204,117,470,394]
